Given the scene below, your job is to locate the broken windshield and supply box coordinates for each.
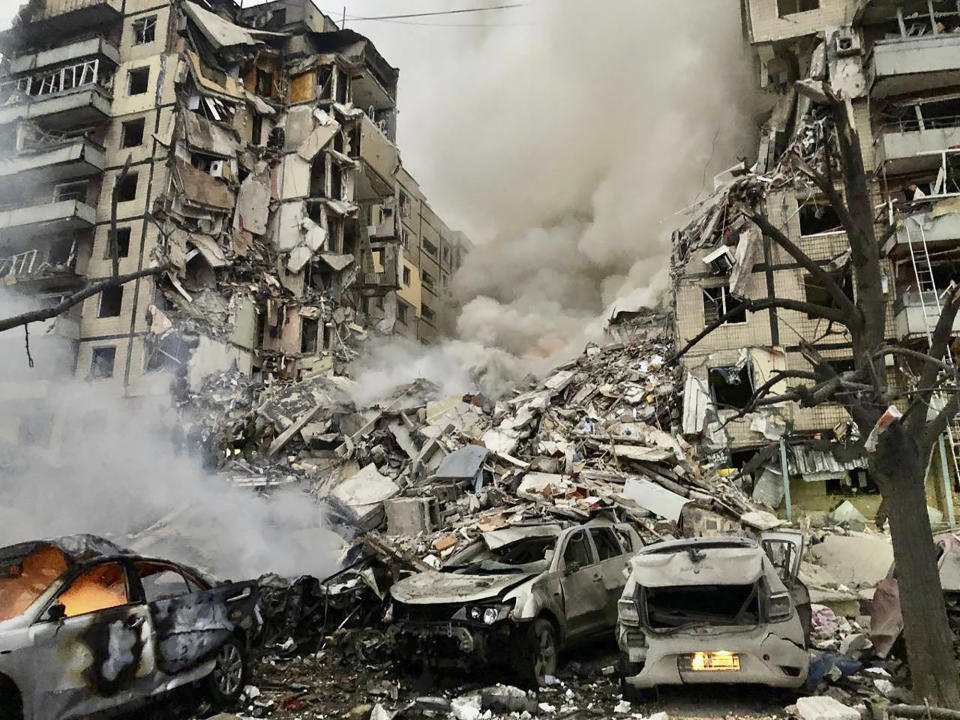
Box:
[644,583,760,631]
[0,544,68,622]
[448,536,557,574]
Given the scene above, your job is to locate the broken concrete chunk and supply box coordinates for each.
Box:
[795,696,859,720]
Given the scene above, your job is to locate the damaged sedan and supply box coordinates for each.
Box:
[618,533,809,695]
[0,535,260,720]
[387,519,640,684]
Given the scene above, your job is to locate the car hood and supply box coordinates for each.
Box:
[391,570,536,605]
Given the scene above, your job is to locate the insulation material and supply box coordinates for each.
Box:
[622,477,688,523]
[298,123,340,162]
[183,1,285,50]
[234,173,271,235]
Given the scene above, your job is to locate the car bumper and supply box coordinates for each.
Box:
[386,621,515,669]
[619,624,808,689]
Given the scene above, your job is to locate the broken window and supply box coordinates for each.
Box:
[132,15,157,45]
[127,66,150,96]
[590,528,622,561]
[422,304,435,323]
[256,68,274,97]
[397,302,408,324]
[400,228,410,249]
[399,191,411,218]
[777,0,819,16]
[91,347,117,378]
[708,364,754,410]
[335,69,348,104]
[115,171,138,202]
[54,180,87,203]
[191,153,224,177]
[422,269,435,288]
[98,286,123,317]
[799,199,842,236]
[121,118,145,148]
[401,267,410,285]
[301,317,319,354]
[422,238,438,257]
[330,165,343,200]
[105,227,131,259]
[645,583,760,629]
[803,270,853,318]
[57,563,128,617]
[562,531,594,571]
[702,286,746,325]
[135,563,190,602]
[317,66,333,100]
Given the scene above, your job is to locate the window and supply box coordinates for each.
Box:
[562,531,594,571]
[590,528,622,561]
[335,69,348,104]
[422,238,438,257]
[400,228,410,250]
[58,563,128,617]
[127,66,150,96]
[135,563,190,603]
[132,15,157,45]
[799,200,841,236]
[777,0,819,16]
[115,172,138,202]
[399,191,410,218]
[708,364,755,410]
[422,304,435,322]
[702,286,746,325]
[91,347,116,378]
[98,286,123,317]
[121,118,145,148]
[54,180,87,202]
[397,302,408,324]
[301,317,319,354]
[105,227,131,259]
[191,153,223,177]
[421,269,435,288]
[256,67,274,96]
[803,270,853,318]
[402,266,411,286]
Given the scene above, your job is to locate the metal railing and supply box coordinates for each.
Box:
[880,114,960,134]
[0,243,76,280]
[0,58,112,106]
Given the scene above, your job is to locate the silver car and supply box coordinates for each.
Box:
[387,519,641,684]
[0,535,260,720]
[617,533,809,695]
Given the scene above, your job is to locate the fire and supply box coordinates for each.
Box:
[0,545,68,622]
[59,564,128,618]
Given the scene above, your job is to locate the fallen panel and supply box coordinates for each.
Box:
[622,476,689,523]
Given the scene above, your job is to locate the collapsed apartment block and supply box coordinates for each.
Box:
[675,0,960,525]
[0,0,470,412]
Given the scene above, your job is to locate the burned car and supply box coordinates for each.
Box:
[0,535,260,720]
[617,533,809,694]
[387,519,641,684]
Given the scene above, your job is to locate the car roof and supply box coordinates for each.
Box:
[0,534,130,566]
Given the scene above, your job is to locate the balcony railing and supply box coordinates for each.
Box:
[0,58,113,106]
[0,242,80,290]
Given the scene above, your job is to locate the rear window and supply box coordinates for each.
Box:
[0,545,69,622]
[645,583,760,629]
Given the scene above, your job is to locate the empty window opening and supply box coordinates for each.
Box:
[132,15,157,45]
[827,357,856,375]
[310,156,327,196]
[90,346,117,378]
[121,118,145,148]
[127,67,150,96]
[645,584,759,629]
[335,69,348,104]
[54,180,87,203]
[58,563,128,617]
[777,0,819,17]
[422,238,438,257]
[330,165,343,200]
[317,66,333,100]
[590,528,622,561]
[327,219,340,252]
[105,227,131,259]
[301,317,319,354]
[191,153,224,177]
[397,302,408,324]
[803,270,853,318]
[709,364,755,410]
[399,191,411,218]
[824,469,880,497]
[422,269,435,288]
[135,564,190,603]
[98,286,123,317]
[799,200,842,236]
[562,531,594,570]
[115,172,138,202]
[702,286,746,325]
[402,266,411,286]
[422,304,435,322]
[256,68,274,97]
[184,247,215,291]
[251,115,263,146]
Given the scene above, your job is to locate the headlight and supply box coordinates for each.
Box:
[462,604,512,625]
[469,606,483,621]
[768,592,792,621]
[618,598,641,626]
[482,608,499,625]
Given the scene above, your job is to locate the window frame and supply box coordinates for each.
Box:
[120,117,146,149]
[702,285,747,325]
[90,347,117,378]
[127,66,150,96]
[132,15,158,46]
[50,561,133,619]
[98,285,123,318]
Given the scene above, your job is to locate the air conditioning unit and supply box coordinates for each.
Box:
[834,29,862,57]
[703,245,735,275]
[209,160,225,178]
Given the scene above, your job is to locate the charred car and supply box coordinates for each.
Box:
[0,535,260,720]
[387,519,641,684]
[617,533,809,694]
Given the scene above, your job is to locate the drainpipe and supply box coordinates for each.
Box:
[779,437,792,523]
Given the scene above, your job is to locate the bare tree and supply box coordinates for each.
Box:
[675,92,960,707]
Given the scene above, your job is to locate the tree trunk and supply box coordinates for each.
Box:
[873,427,960,708]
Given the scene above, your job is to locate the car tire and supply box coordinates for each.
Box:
[205,636,248,709]
[0,675,23,720]
[620,675,654,705]
[518,619,558,687]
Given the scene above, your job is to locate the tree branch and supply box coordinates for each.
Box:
[906,285,960,437]
[920,391,960,450]
[792,151,857,240]
[0,265,170,334]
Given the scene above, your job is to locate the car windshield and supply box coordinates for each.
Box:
[0,544,69,622]
[449,536,557,574]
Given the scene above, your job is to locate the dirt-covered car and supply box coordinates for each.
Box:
[0,535,260,720]
[617,533,809,695]
[387,519,641,684]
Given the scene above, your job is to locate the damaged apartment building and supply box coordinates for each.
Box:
[675,0,960,525]
[0,0,469,405]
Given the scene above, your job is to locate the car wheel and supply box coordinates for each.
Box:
[0,675,23,720]
[519,619,558,687]
[206,637,247,708]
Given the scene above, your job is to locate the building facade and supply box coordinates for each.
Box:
[675,0,960,523]
[0,0,468,407]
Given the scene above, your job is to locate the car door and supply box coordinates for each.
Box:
[28,560,157,720]
[556,529,606,640]
[134,561,258,676]
[589,527,632,627]
[761,530,811,639]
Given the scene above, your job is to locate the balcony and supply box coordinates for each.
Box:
[0,242,82,293]
[0,59,113,130]
[352,114,399,202]
[0,139,105,186]
[883,208,960,257]
[357,243,400,295]
[875,121,960,175]
[0,1,122,49]
[0,199,96,245]
[895,291,960,341]
[870,34,960,98]
[9,37,119,76]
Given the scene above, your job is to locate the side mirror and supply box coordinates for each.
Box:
[47,603,66,622]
